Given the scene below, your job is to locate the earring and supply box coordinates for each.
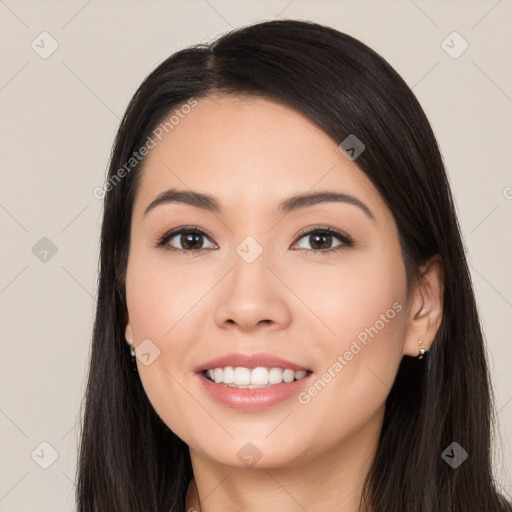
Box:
[418,339,427,359]
[126,338,136,357]
[126,339,137,371]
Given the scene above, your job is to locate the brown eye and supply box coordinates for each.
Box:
[174,232,206,250]
[306,233,335,250]
[291,227,353,253]
[158,227,216,252]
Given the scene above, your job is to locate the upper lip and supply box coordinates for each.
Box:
[194,352,311,373]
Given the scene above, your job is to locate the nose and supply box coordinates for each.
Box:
[214,249,292,333]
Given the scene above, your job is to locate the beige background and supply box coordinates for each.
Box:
[0,0,511,510]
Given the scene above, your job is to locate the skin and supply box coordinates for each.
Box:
[124,94,444,512]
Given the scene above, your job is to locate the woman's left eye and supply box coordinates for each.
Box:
[291,227,354,254]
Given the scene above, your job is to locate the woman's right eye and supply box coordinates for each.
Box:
[157,227,217,253]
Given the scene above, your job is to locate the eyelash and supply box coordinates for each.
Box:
[155,225,354,256]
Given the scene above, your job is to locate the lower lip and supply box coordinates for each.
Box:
[196,371,314,411]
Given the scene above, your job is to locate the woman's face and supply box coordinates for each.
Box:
[125,94,414,469]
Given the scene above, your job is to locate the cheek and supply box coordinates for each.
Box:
[284,246,407,354]
[283,280,407,455]
[287,247,408,412]
[125,247,209,339]
[125,249,219,440]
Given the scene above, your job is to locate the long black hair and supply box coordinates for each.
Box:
[76,19,511,511]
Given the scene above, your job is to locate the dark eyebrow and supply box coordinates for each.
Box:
[143,188,375,222]
[144,188,221,216]
[278,191,375,221]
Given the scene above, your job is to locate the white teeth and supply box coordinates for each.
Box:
[204,366,310,387]
[234,367,251,385]
[268,367,283,385]
[222,366,234,383]
[250,367,268,385]
[282,369,295,383]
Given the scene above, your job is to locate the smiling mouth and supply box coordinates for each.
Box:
[202,367,313,388]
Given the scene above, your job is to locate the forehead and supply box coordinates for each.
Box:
[133,94,386,220]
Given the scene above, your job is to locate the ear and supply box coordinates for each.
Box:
[125,310,134,341]
[403,255,444,357]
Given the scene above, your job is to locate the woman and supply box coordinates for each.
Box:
[76,19,511,512]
